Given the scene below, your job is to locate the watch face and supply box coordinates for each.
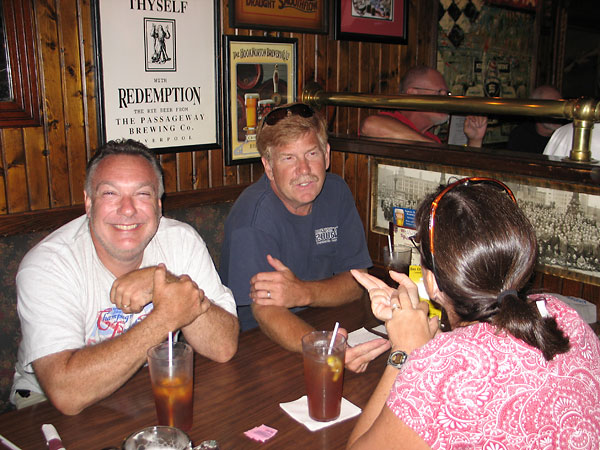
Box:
[389,350,407,367]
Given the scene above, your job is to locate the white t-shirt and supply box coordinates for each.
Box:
[543,123,600,159]
[11,215,236,400]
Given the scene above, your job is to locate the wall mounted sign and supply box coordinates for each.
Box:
[93,0,220,153]
[230,0,328,34]
[334,0,408,44]
[223,36,297,165]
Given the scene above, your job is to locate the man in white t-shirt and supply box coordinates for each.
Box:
[544,122,600,160]
[11,140,239,414]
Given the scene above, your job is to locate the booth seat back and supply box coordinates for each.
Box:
[0,201,233,414]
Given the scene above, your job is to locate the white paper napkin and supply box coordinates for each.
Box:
[280,396,361,431]
[347,327,385,346]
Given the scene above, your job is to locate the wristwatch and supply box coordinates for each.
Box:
[387,350,408,369]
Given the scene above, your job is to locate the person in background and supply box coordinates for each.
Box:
[347,178,600,449]
[360,65,488,147]
[508,85,563,154]
[220,103,390,373]
[544,122,600,160]
[11,140,239,414]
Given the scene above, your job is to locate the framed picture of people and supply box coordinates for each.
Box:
[92,0,221,153]
[223,35,297,165]
[372,158,600,286]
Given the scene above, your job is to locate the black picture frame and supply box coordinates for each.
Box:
[223,35,298,165]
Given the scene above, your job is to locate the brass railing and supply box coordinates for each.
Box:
[301,83,600,162]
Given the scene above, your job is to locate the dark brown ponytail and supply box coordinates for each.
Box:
[415,182,570,361]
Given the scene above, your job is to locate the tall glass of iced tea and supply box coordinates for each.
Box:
[302,331,347,422]
[147,342,194,431]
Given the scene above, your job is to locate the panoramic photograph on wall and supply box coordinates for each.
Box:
[372,159,600,285]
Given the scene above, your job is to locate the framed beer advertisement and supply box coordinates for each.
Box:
[92,0,220,153]
[334,0,408,44]
[223,35,297,165]
[230,0,328,34]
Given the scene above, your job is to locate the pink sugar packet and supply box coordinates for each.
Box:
[244,424,278,442]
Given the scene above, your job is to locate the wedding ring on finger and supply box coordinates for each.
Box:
[267,290,271,299]
[391,303,400,311]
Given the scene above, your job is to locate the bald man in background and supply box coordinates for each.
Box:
[360,65,488,147]
[508,85,563,154]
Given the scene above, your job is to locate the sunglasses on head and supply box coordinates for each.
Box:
[428,177,517,274]
[262,103,315,126]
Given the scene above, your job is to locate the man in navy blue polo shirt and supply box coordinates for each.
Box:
[220,103,390,372]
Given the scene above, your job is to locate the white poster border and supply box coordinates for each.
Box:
[93,0,220,152]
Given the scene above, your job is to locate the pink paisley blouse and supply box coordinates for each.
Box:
[387,295,600,450]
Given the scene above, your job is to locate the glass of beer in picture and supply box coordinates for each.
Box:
[147,341,194,431]
[302,330,346,422]
[244,93,260,132]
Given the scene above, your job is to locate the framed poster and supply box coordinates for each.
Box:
[334,0,408,44]
[93,0,220,153]
[230,0,328,34]
[223,36,297,165]
[371,158,600,286]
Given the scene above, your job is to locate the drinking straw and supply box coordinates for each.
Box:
[168,331,173,377]
[387,233,393,258]
[0,434,22,450]
[328,321,340,355]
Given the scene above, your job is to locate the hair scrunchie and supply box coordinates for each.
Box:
[497,289,518,306]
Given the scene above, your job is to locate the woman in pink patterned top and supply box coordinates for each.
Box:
[348,178,600,450]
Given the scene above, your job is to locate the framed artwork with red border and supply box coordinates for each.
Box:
[334,0,408,44]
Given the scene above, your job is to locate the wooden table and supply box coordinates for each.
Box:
[0,300,385,450]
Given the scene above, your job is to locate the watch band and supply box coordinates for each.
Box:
[387,350,408,369]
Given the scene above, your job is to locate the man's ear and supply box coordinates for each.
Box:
[84,191,92,217]
[261,156,274,180]
[324,143,330,171]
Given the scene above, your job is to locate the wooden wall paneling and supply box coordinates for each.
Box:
[380,44,393,94]
[346,42,360,135]
[561,278,584,298]
[209,148,224,188]
[177,152,194,191]
[336,39,349,136]
[328,38,344,177]
[23,126,51,211]
[60,0,87,205]
[37,0,71,208]
[0,136,6,213]
[193,150,209,189]
[582,284,600,321]
[2,129,28,213]
[540,273,563,294]
[79,0,99,161]
[160,153,177,193]
[21,1,50,215]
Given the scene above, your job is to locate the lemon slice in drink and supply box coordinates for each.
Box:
[326,355,343,382]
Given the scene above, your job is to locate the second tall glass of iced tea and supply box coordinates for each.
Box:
[302,331,347,422]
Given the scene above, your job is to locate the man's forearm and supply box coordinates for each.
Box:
[33,311,172,415]
[253,304,314,353]
[305,271,366,307]
[182,302,239,362]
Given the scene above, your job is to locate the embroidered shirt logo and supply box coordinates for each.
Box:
[315,226,338,245]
